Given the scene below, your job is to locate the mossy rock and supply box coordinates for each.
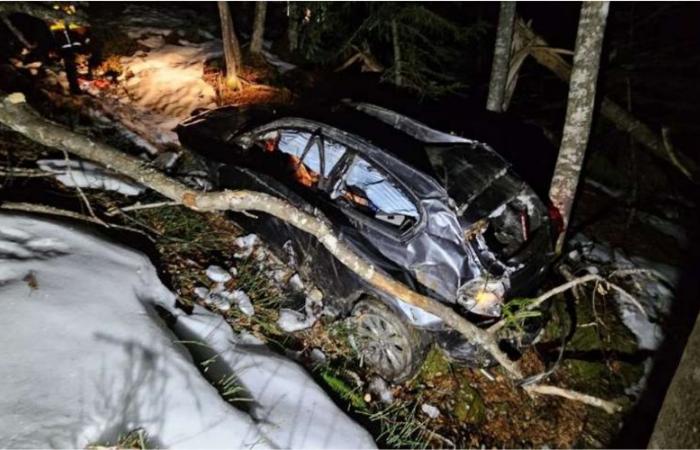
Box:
[452,379,486,425]
[418,347,451,381]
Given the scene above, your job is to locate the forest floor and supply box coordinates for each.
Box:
[0,3,694,448]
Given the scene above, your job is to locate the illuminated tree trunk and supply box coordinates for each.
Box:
[250,1,267,56]
[549,1,609,252]
[218,1,242,90]
[486,1,516,112]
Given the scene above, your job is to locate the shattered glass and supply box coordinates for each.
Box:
[277,130,346,177]
[344,156,419,220]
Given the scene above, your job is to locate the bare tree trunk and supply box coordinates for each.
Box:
[513,18,698,183]
[391,19,403,87]
[486,1,517,112]
[549,1,610,252]
[250,1,267,56]
[287,2,299,53]
[649,312,700,448]
[218,1,242,90]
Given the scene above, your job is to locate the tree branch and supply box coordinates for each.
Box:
[525,384,622,414]
[488,273,645,334]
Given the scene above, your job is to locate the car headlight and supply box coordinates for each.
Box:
[457,277,507,318]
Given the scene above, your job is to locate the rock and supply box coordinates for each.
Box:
[206,265,231,283]
[288,273,304,291]
[277,308,312,332]
[310,348,326,365]
[421,403,441,419]
[368,377,394,404]
[194,287,209,299]
[208,293,232,311]
[234,234,259,259]
[229,290,254,316]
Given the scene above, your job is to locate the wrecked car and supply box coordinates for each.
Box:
[176,101,558,381]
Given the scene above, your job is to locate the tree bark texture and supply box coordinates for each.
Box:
[513,18,698,183]
[0,92,521,379]
[287,2,299,53]
[391,19,403,87]
[649,312,700,448]
[250,1,267,55]
[486,2,517,112]
[218,1,242,90]
[548,1,609,252]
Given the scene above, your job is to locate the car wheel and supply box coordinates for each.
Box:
[350,297,426,383]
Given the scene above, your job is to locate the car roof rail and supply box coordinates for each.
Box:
[345,101,474,145]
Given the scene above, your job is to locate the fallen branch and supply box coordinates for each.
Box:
[0,92,521,378]
[525,384,622,414]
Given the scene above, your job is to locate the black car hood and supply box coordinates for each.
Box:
[426,143,526,223]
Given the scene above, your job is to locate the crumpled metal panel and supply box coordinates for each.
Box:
[178,105,553,331]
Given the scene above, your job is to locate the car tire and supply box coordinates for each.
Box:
[350,297,427,383]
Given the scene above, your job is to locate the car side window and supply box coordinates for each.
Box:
[256,129,346,188]
[333,155,419,232]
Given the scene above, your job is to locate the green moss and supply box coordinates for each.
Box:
[320,370,367,411]
[418,346,451,381]
[452,379,485,424]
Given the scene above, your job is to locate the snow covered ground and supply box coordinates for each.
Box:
[0,212,375,449]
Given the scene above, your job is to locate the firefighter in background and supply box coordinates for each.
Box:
[49,4,87,94]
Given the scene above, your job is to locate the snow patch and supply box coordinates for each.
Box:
[0,213,374,448]
[37,159,145,196]
[206,265,232,283]
[168,304,377,449]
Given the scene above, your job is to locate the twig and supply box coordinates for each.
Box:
[0,201,155,242]
[105,200,179,216]
[0,166,53,177]
[661,127,693,180]
[489,273,646,334]
[525,384,622,414]
[1,15,35,49]
[60,149,106,226]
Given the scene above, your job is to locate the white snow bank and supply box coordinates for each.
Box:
[167,304,376,449]
[0,213,375,449]
[37,159,146,196]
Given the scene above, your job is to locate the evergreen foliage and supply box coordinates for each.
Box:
[295,2,489,97]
